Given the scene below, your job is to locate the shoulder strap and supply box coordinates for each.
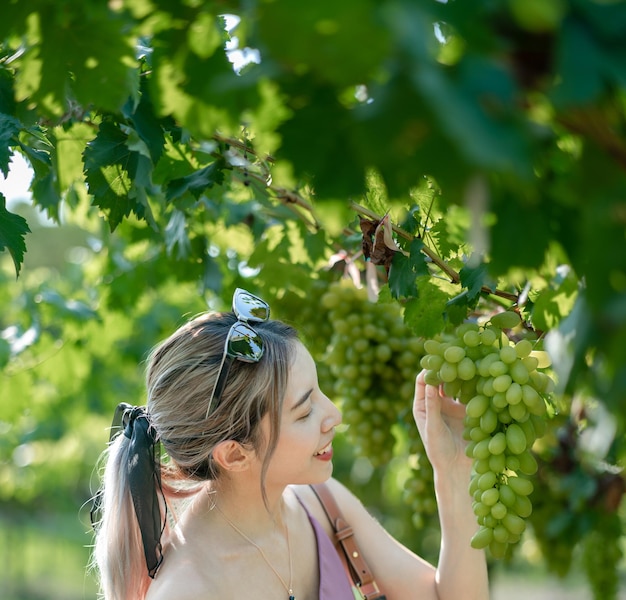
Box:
[310,482,386,600]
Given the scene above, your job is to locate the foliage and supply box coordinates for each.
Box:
[1,0,625,593]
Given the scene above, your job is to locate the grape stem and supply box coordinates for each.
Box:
[350,202,519,303]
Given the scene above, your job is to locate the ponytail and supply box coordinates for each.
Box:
[91,404,166,600]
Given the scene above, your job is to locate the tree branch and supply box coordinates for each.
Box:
[350,202,519,303]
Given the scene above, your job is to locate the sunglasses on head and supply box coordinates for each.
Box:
[205,288,270,418]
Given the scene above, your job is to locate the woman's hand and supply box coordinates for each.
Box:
[412,369,471,474]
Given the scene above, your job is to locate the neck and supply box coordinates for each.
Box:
[207,477,289,536]
[208,480,296,600]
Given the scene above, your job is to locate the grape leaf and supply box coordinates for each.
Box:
[404,276,448,338]
[459,261,496,301]
[300,226,329,265]
[18,140,61,221]
[0,194,31,276]
[166,160,225,202]
[31,4,136,117]
[0,67,16,116]
[83,120,143,230]
[164,209,191,259]
[0,113,21,177]
[490,195,551,274]
[388,253,415,299]
[122,79,166,164]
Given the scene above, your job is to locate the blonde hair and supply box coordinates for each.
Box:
[92,311,299,599]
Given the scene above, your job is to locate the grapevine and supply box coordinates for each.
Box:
[419,310,555,558]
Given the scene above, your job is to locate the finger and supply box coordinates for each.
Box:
[424,383,446,435]
[416,369,427,392]
[413,374,427,423]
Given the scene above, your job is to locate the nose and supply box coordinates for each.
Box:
[322,394,342,432]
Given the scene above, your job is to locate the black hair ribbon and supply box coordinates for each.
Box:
[91,402,166,579]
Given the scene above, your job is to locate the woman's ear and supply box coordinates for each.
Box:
[211,440,253,472]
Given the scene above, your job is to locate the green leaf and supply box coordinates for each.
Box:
[0,113,22,177]
[0,66,16,116]
[122,79,166,164]
[445,290,477,325]
[414,55,531,176]
[490,192,552,274]
[404,276,448,338]
[38,290,99,322]
[19,4,136,117]
[531,279,578,331]
[459,261,496,301]
[388,239,430,299]
[301,227,329,265]
[83,120,143,231]
[389,254,414,299]
[256,0,389,86]
[551,20,605,107]
[0,193,31,276]
[164,209,191,259]
[18,139,61,221]
[166,160,225,202]
[277,80,366,198]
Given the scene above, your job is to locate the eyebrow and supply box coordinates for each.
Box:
[291,388,313,412]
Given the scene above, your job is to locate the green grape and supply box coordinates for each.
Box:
[439,361,457,382]
[505,424,527,455]
[509,360,530,385]
[466,394,490,419]
[514,338,533,358]
[457,356,477,380]
[491,502,507,520]
[489,310,522,330]
[492,374,512,393]
[480,408,499,434]
[517,450,538,475]
[505,382,523,405]
[480,328,498,346]
[488,432,506,455]
[463,330,481,347]
[423,339,442,355]
[499,345,518,364]
[471,526,493,549]
[508,475,533,497]
[477,471,497,490]
[444,345,466,363]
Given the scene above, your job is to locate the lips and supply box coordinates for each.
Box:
[315,441,333,457]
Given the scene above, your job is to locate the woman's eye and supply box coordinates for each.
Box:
[299,411,312,420]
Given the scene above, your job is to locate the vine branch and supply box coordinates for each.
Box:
[350,202,519,303]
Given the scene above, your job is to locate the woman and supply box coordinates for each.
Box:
[91,288,489,600]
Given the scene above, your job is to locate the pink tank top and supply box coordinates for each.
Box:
[300,500,355,600]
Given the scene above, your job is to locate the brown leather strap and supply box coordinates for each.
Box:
[310,482,386,600]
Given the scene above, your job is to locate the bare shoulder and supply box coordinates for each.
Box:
[145,565,208,600]
[144,529,216,600]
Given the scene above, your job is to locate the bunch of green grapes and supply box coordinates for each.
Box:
[321,281,423,464]
[582,515,623,599]
[403,422,437,529]
[420,311,554,558]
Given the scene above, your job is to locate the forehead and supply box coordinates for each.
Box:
[284,343,316,400]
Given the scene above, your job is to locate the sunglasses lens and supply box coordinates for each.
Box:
[227,323,264,361]
[233,289,270,322]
